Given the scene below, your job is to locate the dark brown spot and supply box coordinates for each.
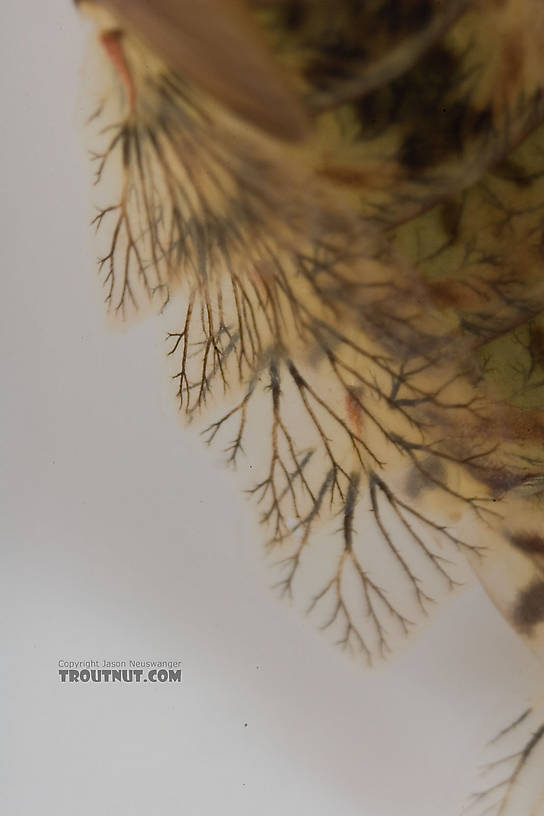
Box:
[491,157,533,187]
[529,325,544,369]
[280,1,307,31]
[439,196,463,241]
[502,35,523,91]
[509,532,544,557]
[513,580,544,634]
[377,0,434,34]
[304,40,368,89]
[354,84,401,138]
[400,103,492,173]
[466,464,528,496]
[405,456,446,499]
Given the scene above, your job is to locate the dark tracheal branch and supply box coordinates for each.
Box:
[465,708,544,816]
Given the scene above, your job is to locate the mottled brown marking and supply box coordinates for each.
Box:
[301,0,434,91]
[493,404,544,446]
[304,40,368,90]
[513,580,544,634]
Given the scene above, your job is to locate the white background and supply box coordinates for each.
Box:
[1,3,541,815]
